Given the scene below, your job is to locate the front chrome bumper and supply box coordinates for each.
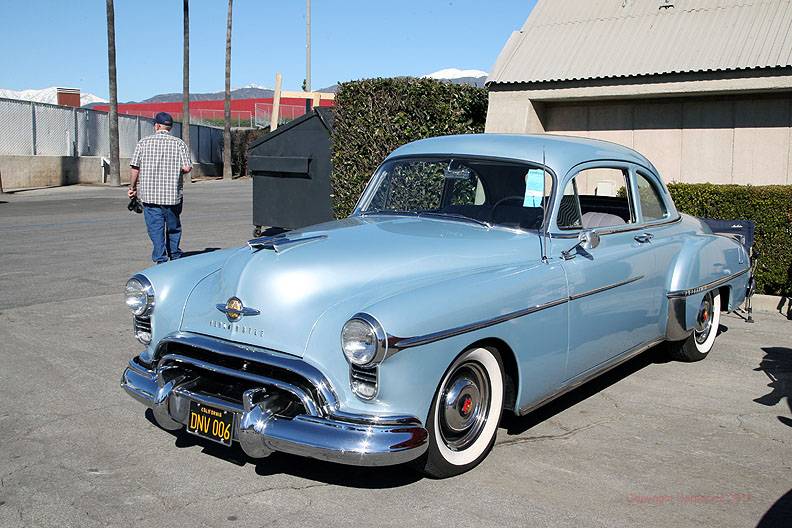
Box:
[121,355,428,466]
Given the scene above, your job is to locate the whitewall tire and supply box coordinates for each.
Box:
[412,347,504,478]
[668,290,721,362]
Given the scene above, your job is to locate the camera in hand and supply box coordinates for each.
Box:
[127,197,143,214]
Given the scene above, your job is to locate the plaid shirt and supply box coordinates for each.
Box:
[130,130,192,205]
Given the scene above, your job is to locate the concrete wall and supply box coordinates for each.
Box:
[0,155,222,191]
[486,91,792,185]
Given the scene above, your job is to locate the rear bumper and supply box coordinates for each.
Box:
[121,356,428,466]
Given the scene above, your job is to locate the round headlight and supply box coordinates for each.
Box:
[125,275,153,316]
[341,315,386,366]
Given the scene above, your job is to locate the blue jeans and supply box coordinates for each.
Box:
[143,202,183,263]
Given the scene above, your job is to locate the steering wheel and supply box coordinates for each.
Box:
[488,195,525,224]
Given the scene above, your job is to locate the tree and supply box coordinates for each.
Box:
[223,0,233,179]
[182,0,190,154]
[105,0,120,186]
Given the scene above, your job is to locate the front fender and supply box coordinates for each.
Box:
[304,260,569,422]
[134,249,237,364]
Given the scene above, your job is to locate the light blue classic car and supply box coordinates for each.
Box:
[122,134,751,478]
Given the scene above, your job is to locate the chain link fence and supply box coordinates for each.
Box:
[0,97,222,164]
[254,102,307,128]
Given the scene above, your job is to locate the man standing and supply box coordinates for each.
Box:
[128,112,192,264]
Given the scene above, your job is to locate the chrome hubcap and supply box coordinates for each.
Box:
[439,362,490,451]
[694,292,714,344]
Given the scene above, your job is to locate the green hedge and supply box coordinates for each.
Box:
[231,127,268,177]
[330,77,488,218]
[668,183,792,295]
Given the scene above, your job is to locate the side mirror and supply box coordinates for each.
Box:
[562,229,600,260]
[579,229,600,250]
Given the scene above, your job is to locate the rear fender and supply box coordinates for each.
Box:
[663,233,749,341]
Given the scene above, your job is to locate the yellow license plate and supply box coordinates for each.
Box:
[186,401,234,446]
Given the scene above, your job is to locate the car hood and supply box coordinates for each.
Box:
[180,215,540,357]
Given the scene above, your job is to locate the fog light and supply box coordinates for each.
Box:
[134,328,152,345]
[351,380,377,400]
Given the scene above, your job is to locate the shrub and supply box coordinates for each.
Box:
[330,77,488,218]
[668,183,792,296]
[231,127,268,177]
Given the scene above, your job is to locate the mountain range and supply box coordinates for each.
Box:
[2,69,489,108]
[136,69,488,103]
[0,87,107,106]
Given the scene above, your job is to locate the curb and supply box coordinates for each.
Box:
[751,294,791,316]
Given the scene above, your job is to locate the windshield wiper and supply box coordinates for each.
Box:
[417,211,491,228]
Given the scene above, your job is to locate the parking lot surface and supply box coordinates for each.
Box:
[0,180,790,527]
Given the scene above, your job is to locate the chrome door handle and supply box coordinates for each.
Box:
[634,233,654,244]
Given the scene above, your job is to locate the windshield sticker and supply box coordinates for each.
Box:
[524,169,545,207]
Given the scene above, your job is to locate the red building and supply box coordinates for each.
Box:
[93,97,334,127]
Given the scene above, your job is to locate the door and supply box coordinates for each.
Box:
[549,164,662,381]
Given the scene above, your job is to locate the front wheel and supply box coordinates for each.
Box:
[412,347,504,478]
[668,289,721,362]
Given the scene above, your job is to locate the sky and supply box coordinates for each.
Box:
[0,0,535,102]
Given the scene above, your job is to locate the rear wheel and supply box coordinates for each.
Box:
[668,290,721,362]
[412,347,504,478]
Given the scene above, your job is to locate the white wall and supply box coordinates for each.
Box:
[486,92,792,185]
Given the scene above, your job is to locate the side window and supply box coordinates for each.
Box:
[557,168,634,229]
[635,172,668,222]
[449,175,482,206]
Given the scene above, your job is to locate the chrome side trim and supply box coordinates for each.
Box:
[569,275,644,301]
[156,332,339,414]
[390,275,645,351]
[548,215,682,239]
[667,268,749,298]
[390,297,569,350]
[517,338,665,416]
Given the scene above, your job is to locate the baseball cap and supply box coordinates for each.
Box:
[154,112,174,126]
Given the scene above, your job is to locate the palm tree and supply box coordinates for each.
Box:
[182,0,190,154]
[223,0,233,179]
[105,0,120,186]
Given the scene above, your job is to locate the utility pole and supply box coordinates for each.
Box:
[182,0,190,153]
[305,0,311,113]
[105,0,120,187]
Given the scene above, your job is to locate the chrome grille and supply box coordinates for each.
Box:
[133,315,151,333]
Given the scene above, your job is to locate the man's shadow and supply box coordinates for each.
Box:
[180,247,221,258]
[754,347,792,427]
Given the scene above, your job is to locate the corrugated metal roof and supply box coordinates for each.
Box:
[488,0,792,84]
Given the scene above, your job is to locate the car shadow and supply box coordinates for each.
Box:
[753,347,792,427]
[757,487,792,527]
[142,341,728,485]
[144,409,422,487]
[501,343,671,435]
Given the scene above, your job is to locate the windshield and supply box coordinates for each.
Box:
[359,157,553,230]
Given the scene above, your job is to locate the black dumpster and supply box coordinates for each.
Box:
[247,107,334,235]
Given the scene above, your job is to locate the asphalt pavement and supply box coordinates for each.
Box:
[0,181,789,528]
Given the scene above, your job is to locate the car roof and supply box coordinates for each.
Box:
[387,134,659,178]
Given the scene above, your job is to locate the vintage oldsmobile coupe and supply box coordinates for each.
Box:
[122,134,750,477]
